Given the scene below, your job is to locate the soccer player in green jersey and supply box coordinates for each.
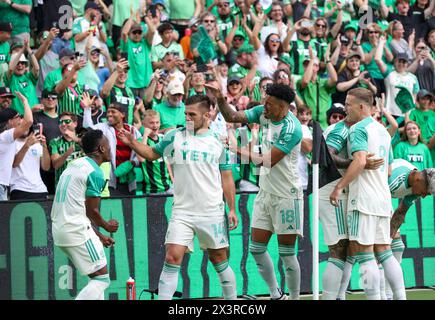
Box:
[51,129,119,300]
[210,83,304,300]
[118,94,238,300]
[330,88,406,300]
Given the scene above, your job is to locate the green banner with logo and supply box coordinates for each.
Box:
[0,194,433,300]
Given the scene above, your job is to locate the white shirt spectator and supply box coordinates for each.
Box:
[297,125,312,191]
[257,45,279,78]
[0,128,16,188]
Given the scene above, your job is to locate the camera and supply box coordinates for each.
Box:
[32,123,43,135]
[300,20,313,28]
[149,5,158,18]
[340,35,350,45]
[120,52,128,60]
[160,70,169,79]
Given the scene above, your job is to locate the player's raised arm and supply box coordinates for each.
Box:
[117,128,161,161]
[205,84,249,123]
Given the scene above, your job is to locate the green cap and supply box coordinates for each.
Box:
[237,43,255,55]
[395,84,415,113]
[344,22,358,32]
[277,53,292,68]
[234,29,246,39]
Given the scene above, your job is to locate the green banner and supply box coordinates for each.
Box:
[0,194,433,300]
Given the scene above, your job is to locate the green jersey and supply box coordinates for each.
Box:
[0,0,32,36]
[408,108,435,144]
[121,38,152,89]
[168,0,196,20]
[51,156,106,246]
[104,85,135,125]
[0,41,10,86]
[150,42,184,63]
[393,141,433,171]
[153,100,186,130]
[139,134,172,194]
[6,72,39,114]
[245,106,303,198]
[43,68,85,92]
[58,84,84,116]
[296,78,335,129]
[49,136,84,186]
[290,39,320,76]
[235,126,262,186]
[388,159,419,207]
[228,63,261,102]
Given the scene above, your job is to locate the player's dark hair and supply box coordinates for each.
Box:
[186,94,212,111]
[265,84,295,104]
[81,129,104,155]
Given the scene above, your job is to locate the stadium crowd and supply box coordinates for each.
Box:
[0,0,434,301]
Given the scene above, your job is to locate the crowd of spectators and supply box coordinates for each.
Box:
[0,0,433,201]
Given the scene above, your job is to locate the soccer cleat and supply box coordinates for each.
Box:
[271,289,289,300]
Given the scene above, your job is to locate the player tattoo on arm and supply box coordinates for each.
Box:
[390,201,409,238]
[329,146,352,169]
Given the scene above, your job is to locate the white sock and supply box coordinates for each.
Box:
[158,262,180,300]
[250,241,281,299]
[376,250,406,300]
[337,256,355,300]
[391,238,405,264]
[379,265,387,300]
[278,244,300,300]
[322,258,345,300]
[357,252,381,300]
[76,274,110,300]
[213,260,237,300]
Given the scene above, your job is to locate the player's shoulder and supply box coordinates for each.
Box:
[391,158,417,171]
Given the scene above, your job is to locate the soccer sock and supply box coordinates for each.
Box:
[158,262,180,300]
[337,256,356,300]
[356,252,381,300]
[391,238,405,264]
[321,258,345,300]
[213,260,237,300]
[376,249,406,300]
[379,265,387,300]
[278,244,300,300]
[76,274,110,300]
[249,241,281,299]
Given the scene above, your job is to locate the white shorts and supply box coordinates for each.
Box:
[319,197,348,246]
[347,210,391,245]
[251,189,303,236]
[165,214,229,252]
[59,232,107,276]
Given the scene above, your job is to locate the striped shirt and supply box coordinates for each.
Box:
[58,84,84,116]
[49,135,84,186]
[140,134,172,194]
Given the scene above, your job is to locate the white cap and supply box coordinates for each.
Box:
[11,53,28,63]
[166,80,184,95]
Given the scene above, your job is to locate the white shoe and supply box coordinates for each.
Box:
[271,289,289,300]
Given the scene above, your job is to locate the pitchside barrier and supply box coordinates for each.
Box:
[0,193,434,300]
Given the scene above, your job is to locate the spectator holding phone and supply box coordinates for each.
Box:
[144,69,168,109]
[10,123,50,200]
[406,39,434,91]
[120,11,156,99]
[151,23,184,70]
[0,91,33,200]
[184,66,207,99]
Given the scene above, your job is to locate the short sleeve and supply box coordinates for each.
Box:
[326,127,347,153]
[72,18,82,35]
[274,121,302,154]
[0,128,15,144]
[349,126,368,155]
[153,128,178,156]
[85,168,106,197]
[244,105,264,124]
[412,78,420,94]
[218,147,232,171]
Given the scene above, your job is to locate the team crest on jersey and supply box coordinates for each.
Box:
[351,199,356,205]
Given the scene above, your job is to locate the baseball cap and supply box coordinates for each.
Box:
[395,52,410,62]
[152,0,166,8]
[0,22,13,32]
[0,87,16,98]
[344,22,358,32]
[327,103,346,119]
[0,108,19,123]
[227,76,241,85]
[167,81,184,95]
[237,43,255,55]
[41,89,58,99]
[346,51,362,60]
[107,102,127,114]
[234,29,246,40]
[84,1,100,11]
[416,89,433,101]
[90,45,101,54]
[130,23,143,32]
[59,48,76,59]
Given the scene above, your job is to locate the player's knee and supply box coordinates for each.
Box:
[208,250,227,265]
[374,244,390,253]
[165,252,183,265]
